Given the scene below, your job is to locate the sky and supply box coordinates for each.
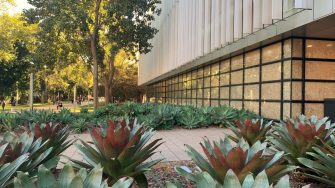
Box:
[8,0,33,15]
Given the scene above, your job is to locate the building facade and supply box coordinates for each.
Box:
[139,0,335,120]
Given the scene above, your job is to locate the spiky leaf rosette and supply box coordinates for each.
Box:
[298,135,335,186]
[171,166,291,188]
[14,164,134,188]
[228,119,272,145]
[0,144,28,187]
[0,123,73,176]
[185,137,296,184]
[70,119,163,187]
[269,115,335,165]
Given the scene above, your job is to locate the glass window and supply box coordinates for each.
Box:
[292,103,302,117]
[306,61,335,80]
[221,100,229,106]
[191,80,197,89]
[305,103,324,117]
[262,63,281,81]
[191,90,196,99]
[293,81,303,100]
[204,88,210,99]
[211,63,220,75]
[211,74,219,87]
[231,70,243,85]
[204,77,211,87]
[197,78,203,88]
[262,83,281,100]
[231,86,243,99]
[244,101,259,114]
[197,87,203,98]
[231,55,243,70]
[245,50,260,67]
[204,66,211,76]
[204,99,210,106]
[283,82,291,100]
[305,82,335,101]
[220,60,230,73]
[192,70,197,79]
[244,85,259,100]
[220,87,230,99]
[283,103,291,118]
[220,74,230,86]
[231,101,242,109]
[293,39,303,58]
[211,87,219,98]
[198,68,204,77]
[211,100,219,107]
[197,99,203,107]
[262,42,281,63]
[187,90,191,98]
[261,102,281,119]
[245,67,260,83]
[306,40,335,59]
[283,39,291,58]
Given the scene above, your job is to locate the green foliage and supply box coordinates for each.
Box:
[178,106,202,129]
[228,119,272,145]
[53,109,74,125]
[170,167,291,188]
[0,112,19,131]
[70,119,163,187]
[298,135,335,186]
[211,106,239,127]
[199,106,214,126]
[268,115,335,165]
[184,137,296,184]
[0,144,29,187]
[14,164,134,188]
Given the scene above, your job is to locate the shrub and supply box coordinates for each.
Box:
[170,167,290,188]
[268,115,335,165]
[14,164,134,188]
[0,144,28,187]
[184,137,296,184]
[70,119,163,187]
[298,135,335,186]
[228,119,272,145]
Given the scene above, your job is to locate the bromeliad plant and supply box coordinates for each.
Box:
[268,115,335,165]
[228,119,272,145]
[170,167,291,188]
[71,119,163,187]
[185,137,296,185]
[0,144,29,187]
[298,135,335,186]
[14,164,134,188]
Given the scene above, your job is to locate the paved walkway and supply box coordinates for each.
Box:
[60,127,233,166]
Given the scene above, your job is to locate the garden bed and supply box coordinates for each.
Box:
[145,161,330,188]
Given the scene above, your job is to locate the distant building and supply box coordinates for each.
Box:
[139,0,335,120]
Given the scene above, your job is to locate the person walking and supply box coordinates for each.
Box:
[1,100,5,111]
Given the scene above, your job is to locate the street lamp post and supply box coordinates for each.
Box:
[29,62,34,111]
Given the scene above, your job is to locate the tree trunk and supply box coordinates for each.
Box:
[104,84,110,104]
[91,0,102,111]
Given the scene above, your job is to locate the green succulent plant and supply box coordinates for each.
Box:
[169,167,291,188]
[211,106,238,127]
[185,137,296,184]
[0,113,18,131]
[199,106,214,127]
[268,115,335,165]
[298,135,335,186]
[14,164,134,188]
[70,119,163,187]
[54,109,74,125]
[228,119,272,145]
[178,106,202,129]
[0,144,28,187]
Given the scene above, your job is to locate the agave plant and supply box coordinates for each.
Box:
[0,144,29,187]
[54,109,74,125]
[268,115,335,165]
[199,106,214,127]
[228,119,272,145]
[178,106,202,129]
[298,135,335,186]
[185,137,296,184]
[211,106,238,127]
[169,167,291,188]
[70,119,163,187]
[0,113,18,131]
[14,164,134,188]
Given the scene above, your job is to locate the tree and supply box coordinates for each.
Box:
[0,0,14,14]
[25,0,161,109]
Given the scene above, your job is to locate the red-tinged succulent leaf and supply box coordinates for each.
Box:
[34,126,43,139]
[113,125,130,153]
[108,120,116,130]
[297,122,314,140]
[316,125,326,138]
[213,143,228,167]
[235,120,246,136]
[265,164,287,178]
[91,128,105,155]
[201,143,228,174]
[226,147,245,173]
[251,120,261,132]
[118,127,143,160]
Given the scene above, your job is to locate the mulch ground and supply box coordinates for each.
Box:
[144,160,331,188]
